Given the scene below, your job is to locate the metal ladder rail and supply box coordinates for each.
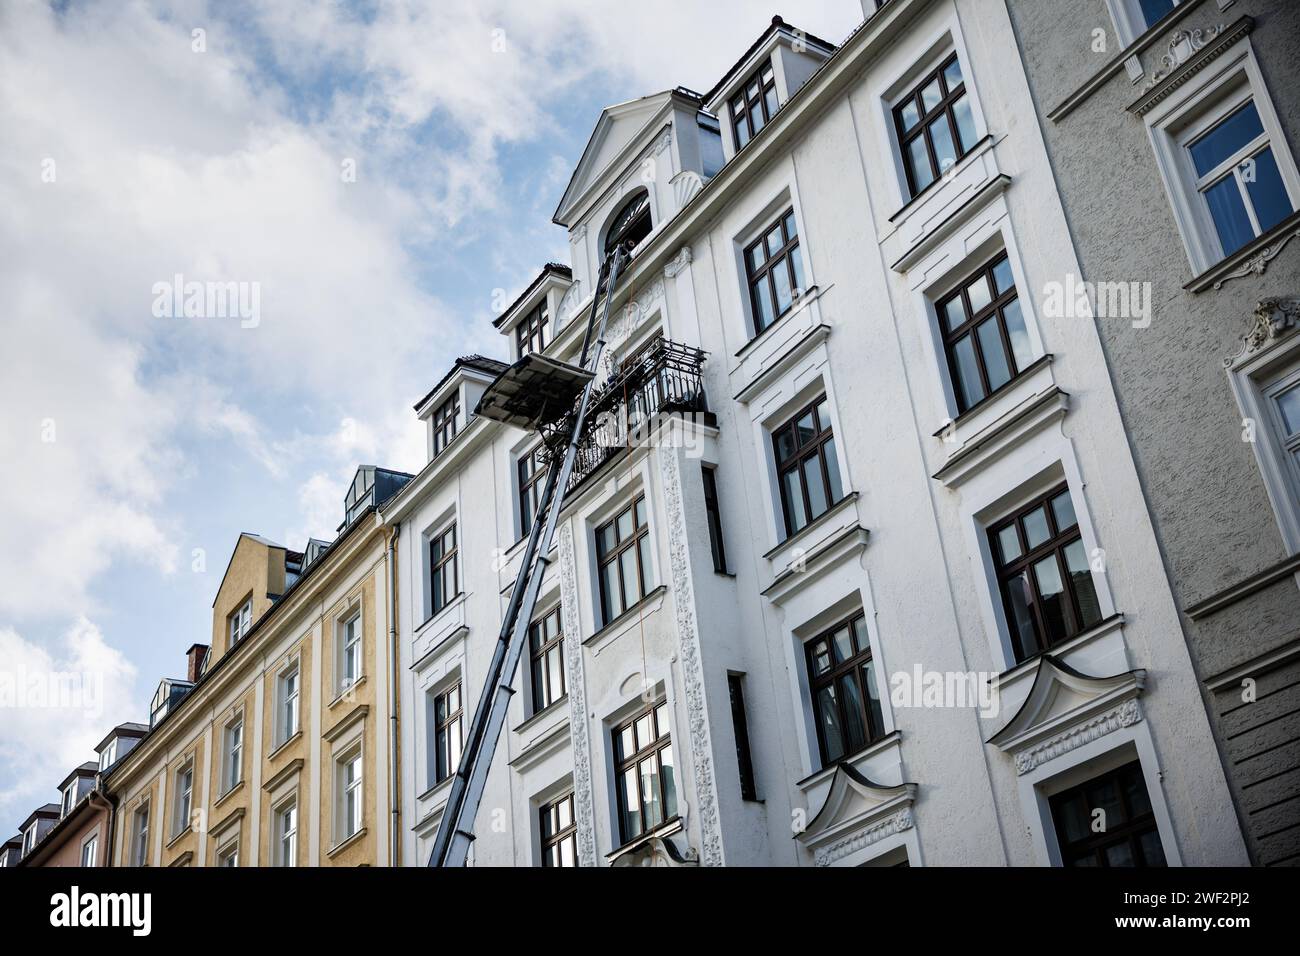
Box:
[427,247,629,867]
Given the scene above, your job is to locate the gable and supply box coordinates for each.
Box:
[553,92,674,226]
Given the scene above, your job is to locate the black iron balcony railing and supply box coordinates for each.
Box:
[543,337,709,495]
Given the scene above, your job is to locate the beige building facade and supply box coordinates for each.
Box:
[104,488,404,867]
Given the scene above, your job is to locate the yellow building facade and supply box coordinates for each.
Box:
[105,500,401,867]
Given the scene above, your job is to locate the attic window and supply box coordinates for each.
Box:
[731,59,778,150]
[605,191,652,256]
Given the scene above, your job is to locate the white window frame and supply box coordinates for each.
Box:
[339,611,362,692]
[61,782,76,817]
[1143,40,1300,275]
[1228,332,1300,552]
[132,804,150,866]
[1104,0,1186,48]
[216,838,239,868]
[80,833,98,867]
[223,716,243,794]
[173,761,194,837]
[275,798,298,867]
[336,747,364,843]
[277,660,300,745]
[228,597,253,646]
[98,739,116,771]
[22,823,36,856]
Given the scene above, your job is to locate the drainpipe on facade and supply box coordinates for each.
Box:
[93,785,116,868]
[386,524,401,866]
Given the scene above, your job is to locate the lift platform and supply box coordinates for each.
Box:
[474,352,595,432]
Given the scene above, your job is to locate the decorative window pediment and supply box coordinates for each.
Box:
[988,656,1146,775]
[796,764,917,866]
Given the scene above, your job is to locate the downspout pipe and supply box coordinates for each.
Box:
[386,524,401,866]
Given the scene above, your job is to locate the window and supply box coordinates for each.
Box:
[174,763,193,836]
[228,597,252,647]
[1183,98,1295,259]
[529,607,565,714]
[595,495,653,625]
[22,824,36,856]
[278,663,300,744]
[432,392,459,456]
[432,683,463,786]
[61,783,75,817]
[216,840,238,868]
[728,675,757,801]
[277,801,298,867]
[772,395,844,537]
[806,612,885,766]
[516,300,550,357]
[1136,0,1178,28]
[429,523,459,617]
[98,740,116,771]
[517,446,547,539]
[604,191,652,256]
[730,58,778,149]
[340,613,362,690]
[937,252,1034,413]
[1049,762,1167,867]
[339,751,363,841]
[744,208,805,335]
[539,792,577,868]
[702,465,728,573]
[990,484,1103,663]
[1261,360,1300,515]
[893,53,978,197]
[132,805,149,866]
[613,702,678,844]
[223,718,243,793]
[80,835,98,867]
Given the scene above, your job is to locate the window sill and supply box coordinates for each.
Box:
[329,675,366,709]
[795,731,902,789]
[513,695,569,735]
[165,825,192,850]
[763,492,859,561]
[993,613,1126,691]
[607,816,684,860]
[326,827,367,859]
[582,585,669,649]
[416,591,469,637]
[887,134,994,224]
[1183,209,1300,293]
[931,354,1054,437]
[268,730,303,762]
[418,775,455,804]
[213,779,244,810]
[733,285,822,359]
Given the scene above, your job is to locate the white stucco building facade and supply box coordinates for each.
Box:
[383,0,1248,867]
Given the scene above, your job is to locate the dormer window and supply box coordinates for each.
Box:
[99,739,117,771]
[605,191,652,256]
[61,783,75,817]
[516,300,550,358]
[228,597,252,647]
[432,392,460,456]
[731,59,778,149]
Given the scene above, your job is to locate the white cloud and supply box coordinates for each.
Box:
[0,618,138,833]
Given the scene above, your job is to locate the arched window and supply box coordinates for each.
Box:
[604,191,652,256]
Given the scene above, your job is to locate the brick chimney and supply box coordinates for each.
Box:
[186,644,209,684]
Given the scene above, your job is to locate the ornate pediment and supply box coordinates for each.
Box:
[1224,297,1300,368]
[796,764,917,866]
[553,93,675,227]
[988,656,1145,775]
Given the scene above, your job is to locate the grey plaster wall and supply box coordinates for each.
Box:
[1005,0,1300,864]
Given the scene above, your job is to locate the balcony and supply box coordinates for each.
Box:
[546,337,710,495]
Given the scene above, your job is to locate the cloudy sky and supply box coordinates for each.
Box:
[0,0,864,838]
